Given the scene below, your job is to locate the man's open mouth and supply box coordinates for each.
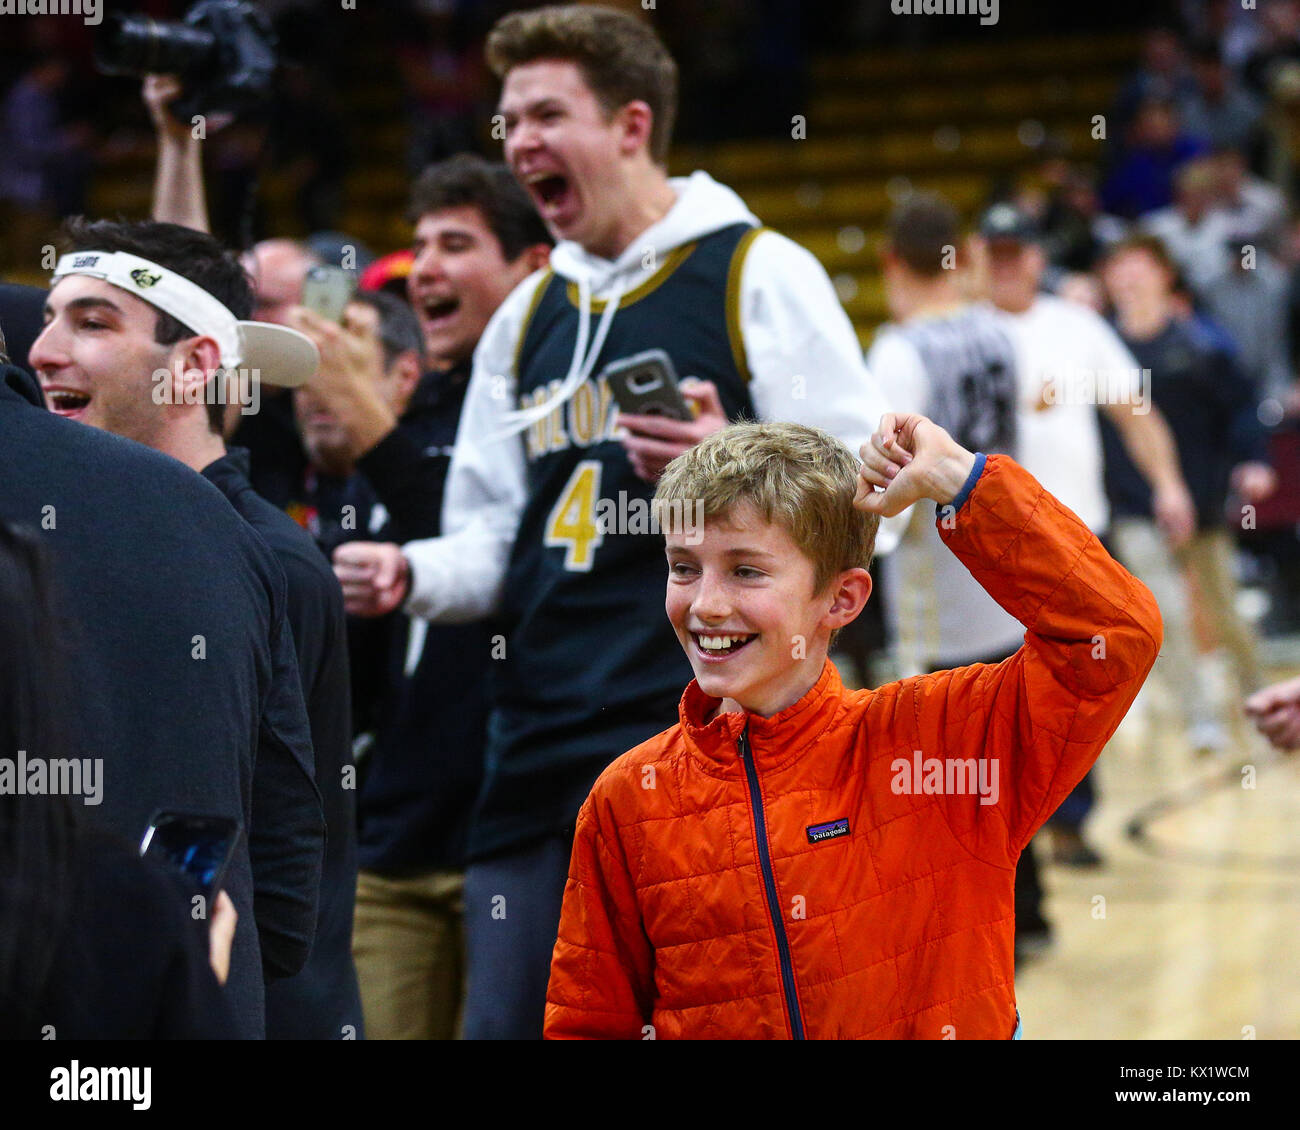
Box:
[420,295,461,326]
[693,632,757,657]
[45,388,91,417]
[526,172,573,217]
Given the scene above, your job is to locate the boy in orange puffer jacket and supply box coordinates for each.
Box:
[545,412,1161,1039]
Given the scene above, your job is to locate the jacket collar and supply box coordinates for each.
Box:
[200,446,254,502]
[679,659,848,775]
[2,362,45,408]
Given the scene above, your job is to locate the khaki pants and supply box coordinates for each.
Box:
[1110,520,1263,729]
[352,869,465,1039]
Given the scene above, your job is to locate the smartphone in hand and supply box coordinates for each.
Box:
[603,349,692,422]
[140,810,241,902]
[301,265,356,324]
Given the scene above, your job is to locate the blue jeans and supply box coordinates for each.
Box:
[461,833,573,1040]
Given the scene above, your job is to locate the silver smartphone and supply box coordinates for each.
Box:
[603,348,692,421]
[301,265,356,323]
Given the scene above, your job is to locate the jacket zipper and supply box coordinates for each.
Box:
[738,723,806,1040]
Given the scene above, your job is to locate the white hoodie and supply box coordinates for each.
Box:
[404,170,898,622]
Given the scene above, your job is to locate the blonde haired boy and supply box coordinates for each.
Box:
[545,414,1161,1039]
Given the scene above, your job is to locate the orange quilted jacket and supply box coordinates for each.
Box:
[545,455,1161,1039]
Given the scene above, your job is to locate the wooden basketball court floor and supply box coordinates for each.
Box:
[1013,651,1300,1040]
[837,636,1300,1040]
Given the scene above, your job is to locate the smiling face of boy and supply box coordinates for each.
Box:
[665,502,872,719]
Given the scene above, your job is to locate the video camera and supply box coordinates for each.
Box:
[94,0,276,122]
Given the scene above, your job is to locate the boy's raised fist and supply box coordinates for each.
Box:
[853,412,977,518]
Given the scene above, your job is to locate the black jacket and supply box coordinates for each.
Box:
[297,366,493,874]
[202,448,362,1039]
[1102,316,1271,530]
[9,825,240,1039]
[0,283,44,382]
[0,368,323,1038]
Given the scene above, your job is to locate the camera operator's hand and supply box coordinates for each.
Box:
[143,74,235,141]
[143,75,192,142]
[145,74,222,232]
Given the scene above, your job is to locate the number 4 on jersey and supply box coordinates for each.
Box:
[545,460,604,571]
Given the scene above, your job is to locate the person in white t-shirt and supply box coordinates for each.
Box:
[971,204,1194,869]
[878,203,1193,668]
[977,203,1195,544]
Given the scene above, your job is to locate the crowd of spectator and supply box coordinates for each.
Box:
[1,1,1297,1043]
[1000,15,1300,641]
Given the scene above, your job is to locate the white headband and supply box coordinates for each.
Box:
[51,250,319,388]
[54,250,244,367]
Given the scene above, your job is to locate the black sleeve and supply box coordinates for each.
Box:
[355,425,449,542]
[249,586,326,981]
[281,548,333,704]
[28,831,243,1040]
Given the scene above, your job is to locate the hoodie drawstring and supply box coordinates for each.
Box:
[492,272,626,440]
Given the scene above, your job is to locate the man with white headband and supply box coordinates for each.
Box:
[31,217,362,1041]
[41,241,317,434]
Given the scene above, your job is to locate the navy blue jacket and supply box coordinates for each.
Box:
[0,283,43,382]
[1102,315,1271,530]
[295,366,493,874]
[0,368,323,1038]
[203,448,362,1039]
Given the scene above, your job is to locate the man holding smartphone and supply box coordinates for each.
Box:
[335,5,893,1038]
[286,156,551,1040]
[1,334,321,1040]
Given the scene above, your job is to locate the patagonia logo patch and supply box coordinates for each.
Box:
[806,818,850,844]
